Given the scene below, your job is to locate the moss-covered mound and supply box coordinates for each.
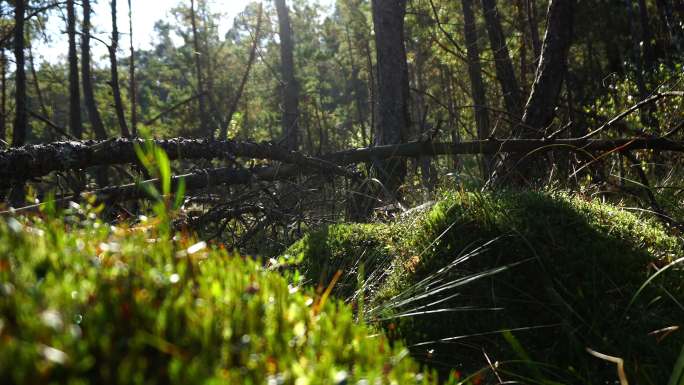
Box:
[0,210,435,385]
[287,191,684,384]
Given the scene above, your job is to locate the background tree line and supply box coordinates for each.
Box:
[0,0,683,220]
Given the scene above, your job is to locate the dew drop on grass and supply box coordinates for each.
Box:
[40,310,64,330]
[187,241,207,255]
[7,218,22,233]
[40,345,68,365]
[334,370,348,385]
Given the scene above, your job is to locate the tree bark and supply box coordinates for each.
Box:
[516,0,529,95]
[371,0,410,197]
[0,49,6,144]
[461,0,492,176]
[656,0,683,64]
[190,0,209,138]
[13,0,28,147]
[518,0,576,138]
[638,0,655,70]
[481,0,522,119]
[110,0,130,138]
[3,137,684,187]
[344,22,368,149]
[502,0,576,186]
[28,44,48,119]
[67,0,83,139]
[275,0,300,150]
[526,0,541,60]
[0,137,357,186]
[127,0,137,136]
[82,0,107,140]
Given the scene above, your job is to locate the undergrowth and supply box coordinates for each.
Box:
[287,191,684,384]
[0,202,438,385]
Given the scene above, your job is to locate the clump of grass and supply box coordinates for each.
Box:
[285,223,399,299]
[0,204,437,385]
[289,191,684,384]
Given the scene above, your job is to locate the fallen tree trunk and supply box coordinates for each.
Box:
[2,137,683,186]
[0,137,356,187]
[325,137,684,164]
[4,136,684,213]
[1,164,303,214]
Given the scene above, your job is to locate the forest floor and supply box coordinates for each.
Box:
[287,191,684,384]
[1,191,683,384]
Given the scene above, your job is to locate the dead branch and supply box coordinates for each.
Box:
[0,138,358,187]
[2,136,684,188]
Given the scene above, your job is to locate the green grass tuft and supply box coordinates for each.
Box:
[288,191,684,384]
[0,208,436,385]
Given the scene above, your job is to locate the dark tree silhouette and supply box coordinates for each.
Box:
[82,0,107,140]
[110,0,130,137]
[275,0,300,150]
[67,0,83,139]
[13,0,28,147]
[481,0,522,119]
[461,0,492,175]
[190,0,209,138]
[371,0,410,197]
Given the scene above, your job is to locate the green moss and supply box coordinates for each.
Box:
[285,223,396,298]
[0,211,436,385]
[289,191,684,384]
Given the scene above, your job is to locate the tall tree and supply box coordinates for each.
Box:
[13,0,27,147]
[638,0,655,70]
[526,0,541,60]
[518,0,576,138]
[128,0,137,136]
[461,0,491,175]
[275,0,300,150]
[1,48,7,144]
[109,0,130,137]
[371,0,410,197]
[655,0,682,59]
[82,0,107,140]
[501,0,576,185]
[481,0,522,119]
[67,0,83,139]
[190,0,209,138]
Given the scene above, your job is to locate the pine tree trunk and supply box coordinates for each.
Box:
[275,0,300,150]
[82,0,107,140]
[190,0,209,138]
[517,0,529,95]
[110,0,130,138]
[371,0,410,198]
[67,0,83,139]
[526,0,541,60]
[638,0,655,70]
[481,0,522,119]
[519,0,576,138]
[128,0,137,137]
[461,0,492,177]
[502,0,576,186]
[28,45,48,118]
[13,1,28,147]
[344,23,368,149]
[0,49,6,144]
